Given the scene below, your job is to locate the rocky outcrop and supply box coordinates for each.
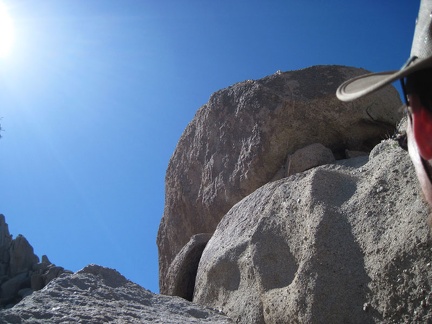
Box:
[9,234,39,278]
[0,215,69,307]
[0,264,233,323]
[158,65,403,293]
[193,140,432,323]
[0,217,231,323]
[0,216,12,276]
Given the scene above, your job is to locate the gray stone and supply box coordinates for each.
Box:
[9,235,39,277]
[165,233,212,301]
[1,272,29,301]
[345,149,369,158]
[33,256,53,272]
[0,264,233,323]
[32,262,45,272]
[286,143,335,176]
[193,140,432,323]
[30,273,44,291]
[0,215,12,277]
[0,216,68,307]
[158,65,402,293]
[43,266,64,286]
[17,288,33,298]
[41,255,51,264]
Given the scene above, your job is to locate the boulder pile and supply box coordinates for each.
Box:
[194,140,432,323]
[157,65,402,294]
[158,65,432,322]
[0,216,233,323]
[0,214,69,307]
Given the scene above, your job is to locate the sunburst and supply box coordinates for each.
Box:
[0,2,15,59]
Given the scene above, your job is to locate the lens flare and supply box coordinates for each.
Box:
[0,2,15,58]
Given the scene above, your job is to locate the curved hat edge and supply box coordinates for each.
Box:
[336,71,398,102]
[337,56,432,102]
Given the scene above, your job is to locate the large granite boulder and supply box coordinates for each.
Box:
[0,264,233,323]
[193,140,432,323]
[158,65,402,293]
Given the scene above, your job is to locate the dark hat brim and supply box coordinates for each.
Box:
[336,56,432,102]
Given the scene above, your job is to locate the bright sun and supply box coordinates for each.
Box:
[0,2,15,59]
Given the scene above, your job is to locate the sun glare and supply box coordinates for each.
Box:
[0,2,15,59]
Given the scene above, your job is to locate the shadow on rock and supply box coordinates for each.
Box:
[310,206,375,323]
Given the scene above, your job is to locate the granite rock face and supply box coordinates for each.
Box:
[0,215,69,307]
[193,140,432,323]
[0,264,233,324]
[158,65,402,293]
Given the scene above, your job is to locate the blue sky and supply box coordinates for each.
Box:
[0,1,419,293]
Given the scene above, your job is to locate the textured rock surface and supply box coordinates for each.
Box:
[0,216,12,276]
[9,234,39,278]
[165,233,212,301]
[193,140,432,323]
[0,215,69,307]
[0,264,232,323]
[286,142,335,176]
[158,65,402,292]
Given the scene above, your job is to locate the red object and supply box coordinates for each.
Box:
[409,94,432,160]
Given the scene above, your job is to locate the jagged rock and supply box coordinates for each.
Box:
[0,264,233,323]
[286,143,335,176]
[165,233,212,301]
[41,255,51,264]
[9,234,39,277]
[43,266,65,286]
[158,65,402,293]
[31,262,68,291]
[0,215,69,307]
[0,215,12,277]
[193,140,432,323]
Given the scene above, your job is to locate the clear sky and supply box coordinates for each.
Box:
[0,1,420,293]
